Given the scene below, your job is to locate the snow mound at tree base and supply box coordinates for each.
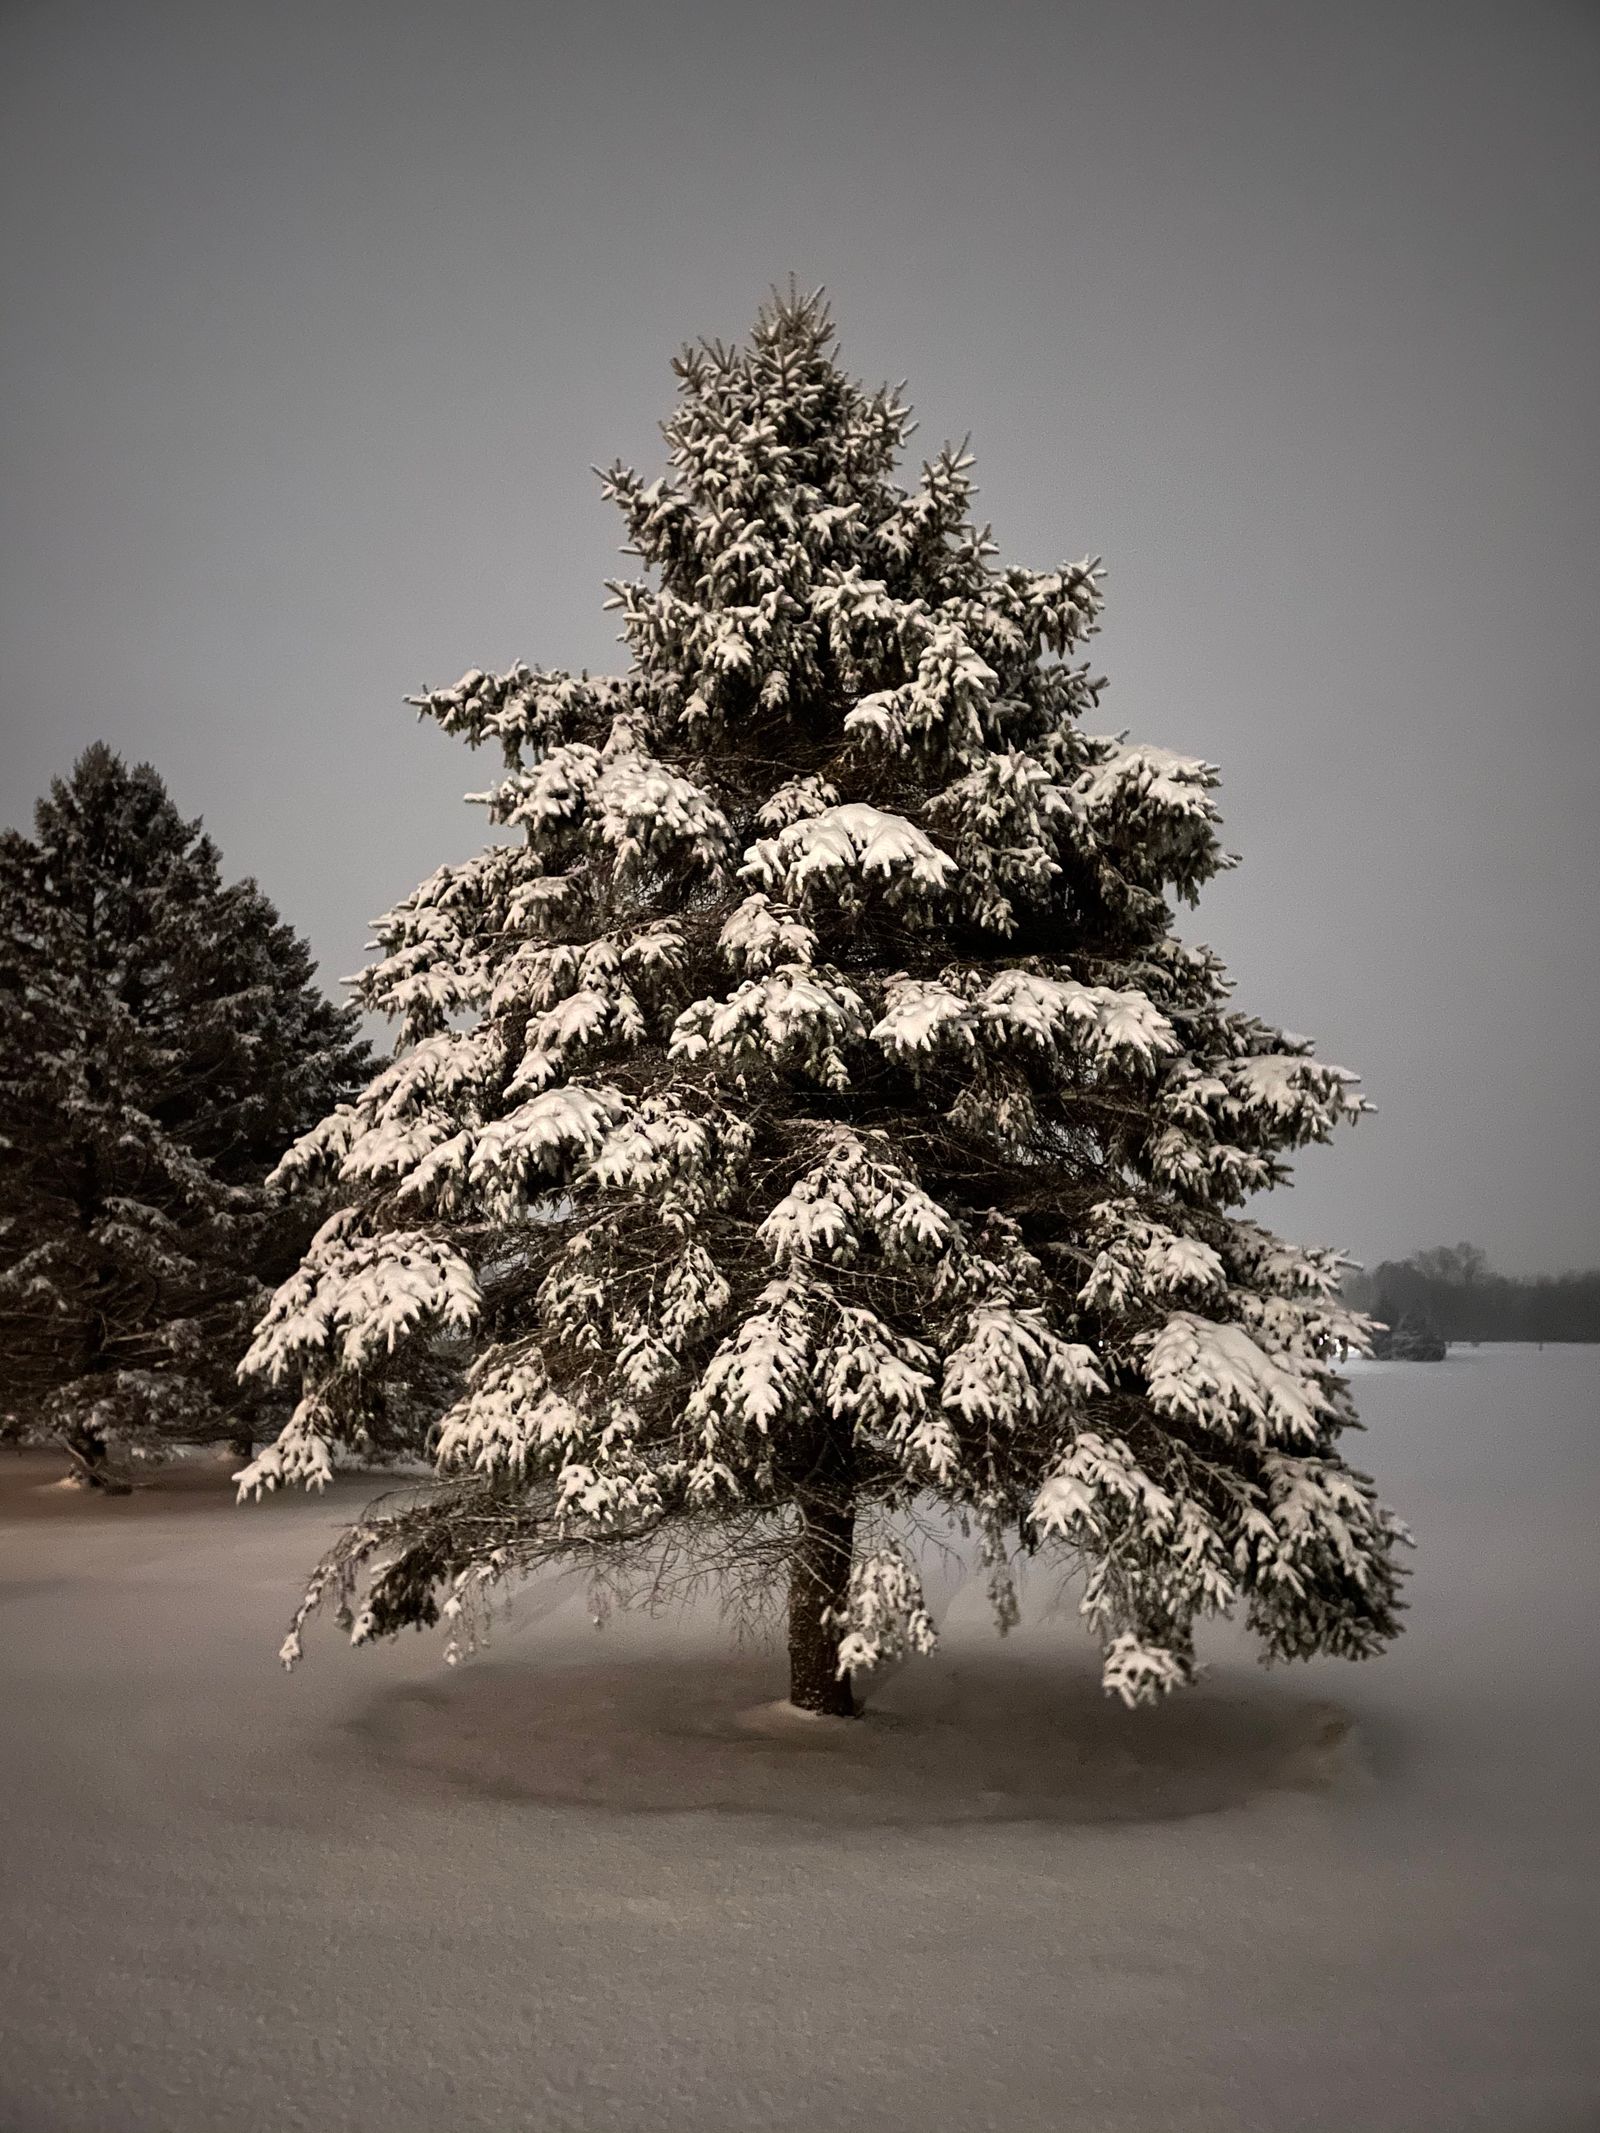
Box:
[735,1699,867,1734]
[44,1469,133,1495]
[353,1642,1361,1827]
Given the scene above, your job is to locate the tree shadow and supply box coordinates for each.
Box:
[351,1642,1362,1827]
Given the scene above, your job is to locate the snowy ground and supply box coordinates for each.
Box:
[2,1349,1596,2133]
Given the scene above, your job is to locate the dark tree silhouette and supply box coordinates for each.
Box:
[0,746,370,1480]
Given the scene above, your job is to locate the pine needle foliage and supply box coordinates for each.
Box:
[242,291,1406,1709]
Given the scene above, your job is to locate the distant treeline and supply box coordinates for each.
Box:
[1346,1244,1600,1345]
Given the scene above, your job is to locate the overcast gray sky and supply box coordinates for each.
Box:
[2,0,1596,1275]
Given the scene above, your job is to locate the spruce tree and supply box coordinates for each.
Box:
[242,291,1406,1712]
[0,745,370,1480]
[1369,1303,1447,1362]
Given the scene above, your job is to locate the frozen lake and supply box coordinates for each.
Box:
[2,1348,1597,2131]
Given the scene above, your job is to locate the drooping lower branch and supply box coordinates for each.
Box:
[59,1427,130,1493]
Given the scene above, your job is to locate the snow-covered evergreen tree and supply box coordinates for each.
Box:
[242,290,1406,1712]
[0,745,371,1481]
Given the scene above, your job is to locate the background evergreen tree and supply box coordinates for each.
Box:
[1368,1302,1447,1362]
[242,291,1406,1713]
[0,745,370,1480]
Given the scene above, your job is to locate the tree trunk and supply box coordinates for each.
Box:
[787,1493,857,1716]
[229,1423,254,1463]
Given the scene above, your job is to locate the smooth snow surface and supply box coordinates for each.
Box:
[3,1350,1597,2132]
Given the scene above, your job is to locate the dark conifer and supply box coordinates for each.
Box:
[0,745,370,1479]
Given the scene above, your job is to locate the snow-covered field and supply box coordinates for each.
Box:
[2,1348,1596,2132]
